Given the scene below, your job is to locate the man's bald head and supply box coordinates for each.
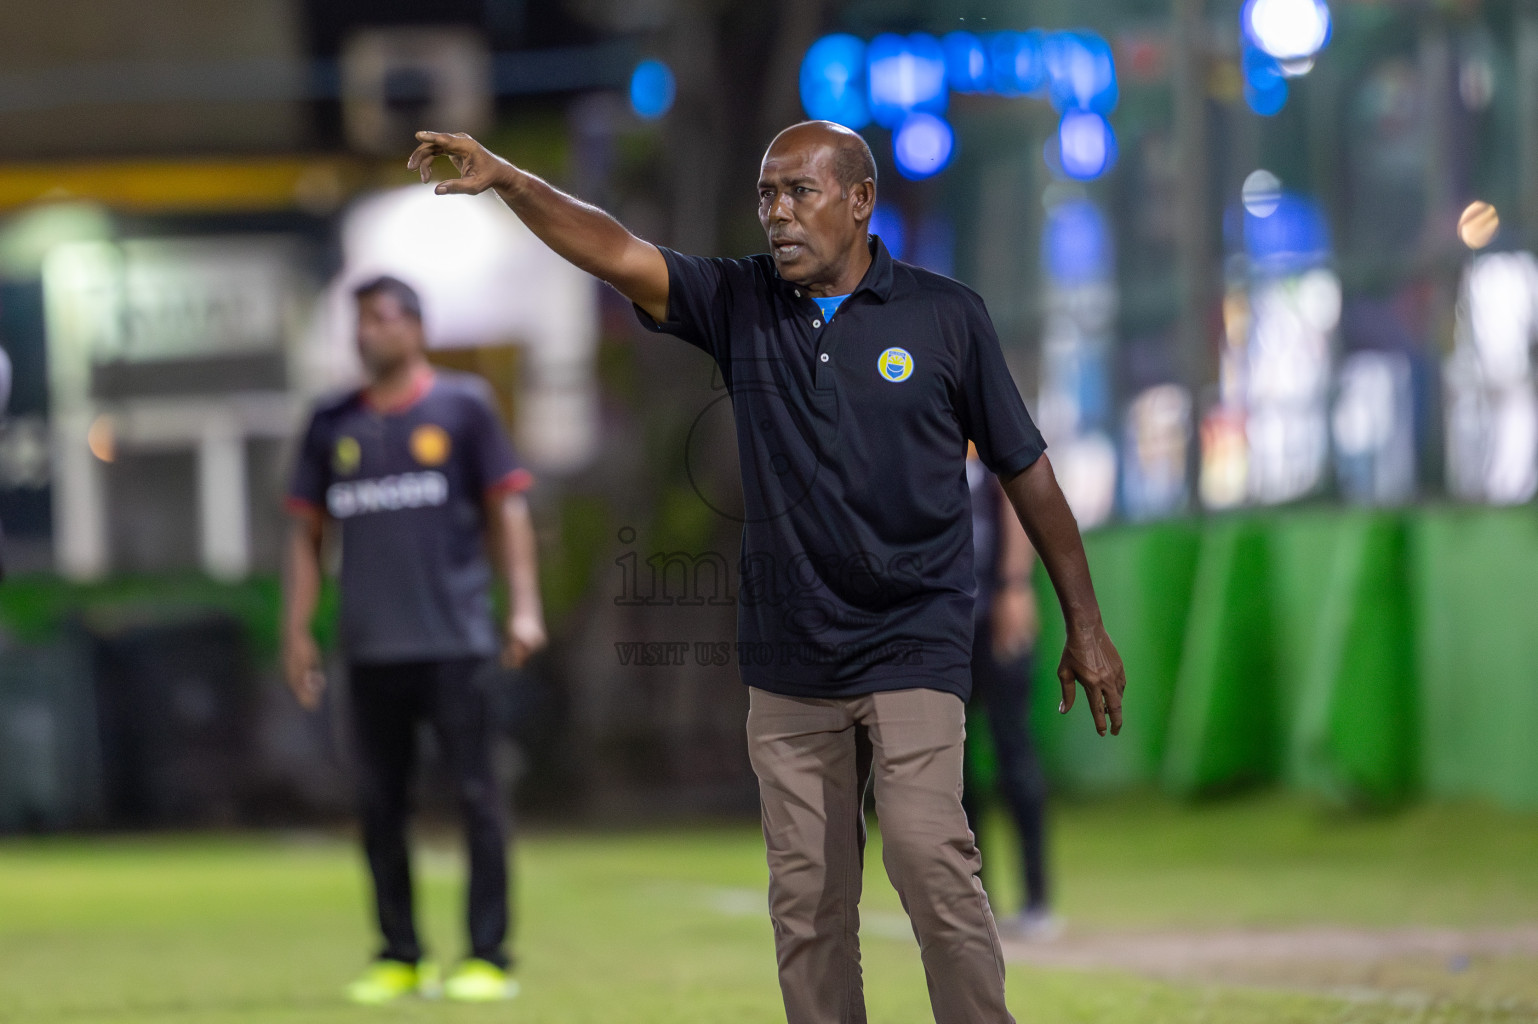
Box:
[769,121,877,197]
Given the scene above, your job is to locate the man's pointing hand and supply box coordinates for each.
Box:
[407,131,513,196]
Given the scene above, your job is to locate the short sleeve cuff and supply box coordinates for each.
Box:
[989,440,1047,480]
[631,246,690,336]
[284,495,324,519]
[487,468,535,496]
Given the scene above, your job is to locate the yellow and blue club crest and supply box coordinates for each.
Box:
[877,347,914,383]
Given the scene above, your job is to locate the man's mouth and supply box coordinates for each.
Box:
[771,239,804,259]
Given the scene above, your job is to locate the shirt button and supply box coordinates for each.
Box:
[820,353,829,363]
[794,289,801,297]
[812,319,822,328]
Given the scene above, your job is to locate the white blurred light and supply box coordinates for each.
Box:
[1057,111,1116,180]
[1241,169,1282,217]
[1296,268,1342,333]
[867,33,947,127]
[1244,0,1332,61]
[892,113,955,180]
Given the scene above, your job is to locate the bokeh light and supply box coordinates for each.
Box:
[1043,198,1112,285]
[1242,43,1289,116]
[799,33,870,129]
[1459,200,1500,250]
[942,31,990,93]
[1055,111,1117,180]
[892,112,955,180]
[988,30,1046,96]
[628,59,675,120]
[1242,169,1282,217]
[866,33,948,128]
[1243,0,1332,61]
[1043,31,1118,115]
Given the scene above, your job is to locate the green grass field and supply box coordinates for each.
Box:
[1,797,1535,1023]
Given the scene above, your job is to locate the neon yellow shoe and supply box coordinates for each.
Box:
[443,958,519,1002]
[344,959,440,1004]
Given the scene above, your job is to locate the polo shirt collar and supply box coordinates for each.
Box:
[774,234,895,303]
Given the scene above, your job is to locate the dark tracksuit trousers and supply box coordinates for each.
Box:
[961,620,1049,913]
[348,658,511,968]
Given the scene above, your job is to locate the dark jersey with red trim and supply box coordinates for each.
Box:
[287,370,530,663]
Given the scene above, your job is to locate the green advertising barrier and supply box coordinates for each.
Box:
[1028,506,1537,810]
[1411,508,1538,809]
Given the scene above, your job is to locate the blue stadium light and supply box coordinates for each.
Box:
[1043,31,1118,115]
[866,33,948,128]
[1242,0,1331,62]
[1043,198,1112,285]
[1244,191,1330,272]
[987,30,1046,96]
[892,112,955,180]
[629,59,676,120]
[1055,110,1117,180]
[800,34,871,129]
[1242,42,1289,115]
[942,31,990,93]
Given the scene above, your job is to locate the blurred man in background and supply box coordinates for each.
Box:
[962,445,1058,942]
[282,276,546,1005]
[0,344,9,581]
[406,122,1123,1024]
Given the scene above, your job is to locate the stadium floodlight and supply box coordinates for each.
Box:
[987,30,1047,96]
[629,60,676,120]
[867,33,948,128]
[1055,110,1117,180]
[1242,42,1289,115]
[892,112,956,180]
[1043,31,1119,115]
[799,33,871,129]
[1242,0,1332,62]
[942,31,990,93]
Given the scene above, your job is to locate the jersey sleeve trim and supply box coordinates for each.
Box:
[486,467,535,496]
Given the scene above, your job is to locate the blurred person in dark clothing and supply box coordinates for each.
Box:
[0,344,10,581]
[282,276,546,1005]
[406,123,1124,1024]
[962,445,1059,942]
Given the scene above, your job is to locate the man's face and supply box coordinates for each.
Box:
[757,135,867,290]
[355,292,423,379]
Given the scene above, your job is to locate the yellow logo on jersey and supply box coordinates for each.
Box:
[334,436,361,475]
[410,424,452,466]
[878,347,914,382]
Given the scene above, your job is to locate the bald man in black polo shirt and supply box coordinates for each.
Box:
[407,122,1125,1024]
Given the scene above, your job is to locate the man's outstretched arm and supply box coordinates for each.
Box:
[1000,454,1127,736]
[407,131,670,322]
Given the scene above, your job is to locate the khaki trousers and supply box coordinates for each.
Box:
[746,686,1015,1024]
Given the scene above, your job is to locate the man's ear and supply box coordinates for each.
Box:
[851,179,876,221]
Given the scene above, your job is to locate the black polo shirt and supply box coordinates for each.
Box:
[636,235,1046,700]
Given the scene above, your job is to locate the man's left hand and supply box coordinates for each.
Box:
[1056,619,1126,737]
[502,610,548,670]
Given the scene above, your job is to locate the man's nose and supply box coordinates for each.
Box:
[768,193,793,222]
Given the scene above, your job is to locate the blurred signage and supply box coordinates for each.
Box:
[44,237,300,367]
[342,27,492,156]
